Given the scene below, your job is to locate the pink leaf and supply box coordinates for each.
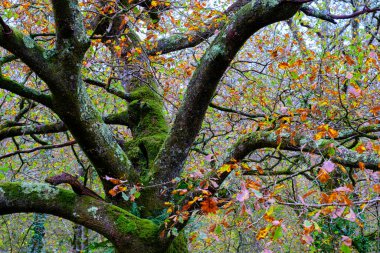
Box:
[331,206,345,218]
[334,186,352,193]
[237,187,249,202]
[345,72,353,79]
[205,154,214,162]
[344,208,356,222]
[347,86,361,98]
[322,160,335,173]
[302,234,314,244]
[342,235,352,246]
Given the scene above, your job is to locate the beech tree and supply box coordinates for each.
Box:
[0,0,379,252]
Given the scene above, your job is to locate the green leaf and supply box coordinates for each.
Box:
[273,226,283,240]
[340,244,351,253]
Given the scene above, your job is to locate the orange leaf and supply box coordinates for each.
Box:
[355,145,366,154]
[256,165,264,174]
[200,198,218,214]
[328,128,339,139]
[104,175,123,185]
[317,169,330,183]
[345,55,355,65]
[358,162,365,170]
[373,184,380,194]
[278,62,289,70]
[369,106,380,115]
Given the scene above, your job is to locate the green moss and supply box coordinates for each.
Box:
[125,85,169,183]
[166,231,188,253]
[0,182,76,210]
[108,204,159,240]
[116,215,138,233]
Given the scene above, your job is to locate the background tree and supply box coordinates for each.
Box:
[0,0,379,252]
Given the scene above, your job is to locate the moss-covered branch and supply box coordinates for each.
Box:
[0,77,53,107]
[0,182,162,253]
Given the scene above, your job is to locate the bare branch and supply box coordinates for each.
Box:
[301,5,380,24]
[0,140,76,160]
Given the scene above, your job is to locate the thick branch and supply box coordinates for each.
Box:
[0,22,58,85]
[0,182,161,252]
[51,0,89,54]
[154,0,302,183]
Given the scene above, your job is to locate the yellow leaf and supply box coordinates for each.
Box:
[151,1,158,7]
[256,227,269,240]
[314,132,325,140]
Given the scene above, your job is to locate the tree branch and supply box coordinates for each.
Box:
[301,5,380,24]
[0,140,76,160]
[146,0,253,55]
[51,0,89,54]
[0,77,53,108]
[0,182,161,252]
[154,0,302,183]
[210,102,265,119]
[84,78,131,101]
[0,111,130,141]
[229,129,380,171]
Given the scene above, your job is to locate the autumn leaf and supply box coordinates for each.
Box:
[369,105,380,115]
[342,235,352,246]
[108,184,127,197]
[314,131,325,140]
[322,160,335,173]
[328,128,339,138]
[317,169,330,183]
[355,145,366,154]
[200,197,218,214]
[256,165,264,174]
[278,62,289,70]
[373,184,380,194]
[256,227,270,240]
[345,55,355,65]
[104,175,123,185]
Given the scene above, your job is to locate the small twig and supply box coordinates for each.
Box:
[277,198,380,208]
[0,140,76,160]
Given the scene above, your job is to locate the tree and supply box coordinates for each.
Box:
[0,0,379,252]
